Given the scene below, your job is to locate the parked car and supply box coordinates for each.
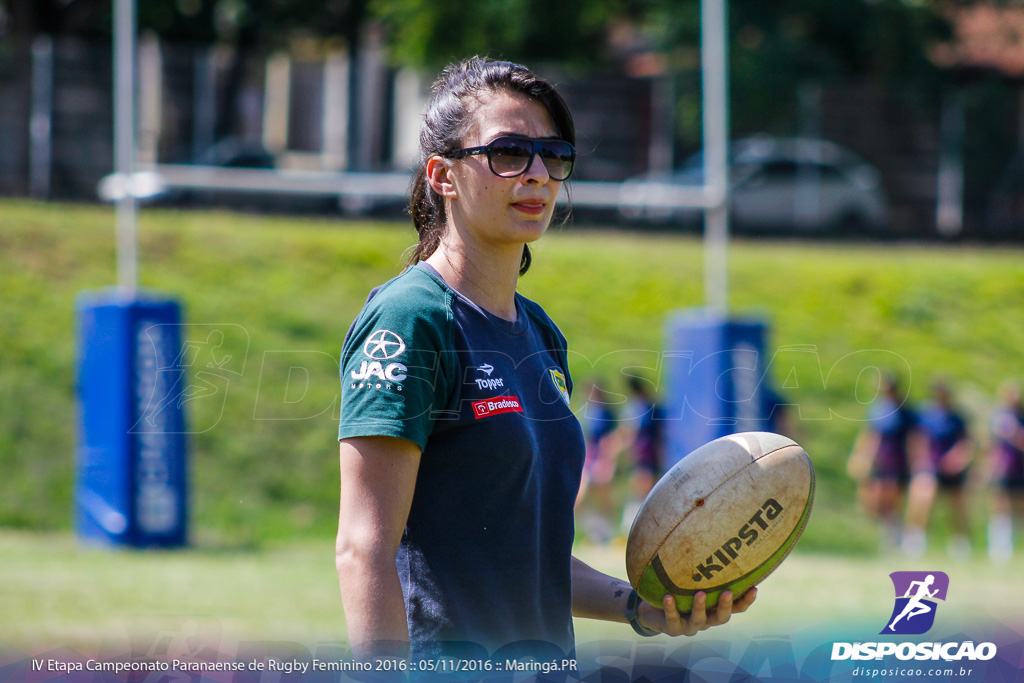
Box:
[619,135,889,233]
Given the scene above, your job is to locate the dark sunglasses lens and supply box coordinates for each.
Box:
[488,138,534,176]
[539,141,575,180]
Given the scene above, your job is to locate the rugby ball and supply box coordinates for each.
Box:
[626,431,814,612]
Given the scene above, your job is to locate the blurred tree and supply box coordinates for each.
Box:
[134,0,370,49]
[2,0,949,85]
[367,0,648,70]
[3,0,111,44]
[930,1,1024,79]
[0,0,370,47]
[0,0,961,154]
[641,0,950,144]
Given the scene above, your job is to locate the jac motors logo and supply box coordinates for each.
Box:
[351,360,407,382]
[363,330,405,360]
[472,396,523,419]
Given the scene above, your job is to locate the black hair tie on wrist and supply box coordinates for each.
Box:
[625,589,660,637]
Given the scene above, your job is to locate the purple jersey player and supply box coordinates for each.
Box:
[988,381,1024,563]
[903,381,973,558]
[617,376,665,534]
[848,375,924,553]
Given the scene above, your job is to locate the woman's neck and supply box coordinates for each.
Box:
[424,237,522,322]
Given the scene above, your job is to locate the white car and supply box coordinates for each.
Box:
[620,136,889,233]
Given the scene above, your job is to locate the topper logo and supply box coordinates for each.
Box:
[475,377,505,390]
[473,364,505,390]
[692,499,784,582]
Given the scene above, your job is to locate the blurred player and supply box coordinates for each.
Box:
[762,381,795,439]
[575,380,621,543]
[988,380,1024,564]
[903,380,973,558]
[617,376,665,535]
[847,374,923,552]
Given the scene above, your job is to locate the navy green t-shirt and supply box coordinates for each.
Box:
[338,263,586,659]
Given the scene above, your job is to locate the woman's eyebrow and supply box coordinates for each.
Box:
[489,131,561,139]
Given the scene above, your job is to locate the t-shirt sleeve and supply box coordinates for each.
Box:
[338,281,455,451]
[519,295,574,398]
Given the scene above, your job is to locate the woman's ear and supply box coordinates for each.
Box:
[426,155,458,199]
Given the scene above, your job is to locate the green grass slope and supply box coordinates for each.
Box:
[2,199,1022,553]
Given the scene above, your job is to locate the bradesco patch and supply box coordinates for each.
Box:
[472,395,524,419]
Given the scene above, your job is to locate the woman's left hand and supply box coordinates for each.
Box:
[637,588,757,637]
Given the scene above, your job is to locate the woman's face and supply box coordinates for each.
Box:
[443,89,563,251]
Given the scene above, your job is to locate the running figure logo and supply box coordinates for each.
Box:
[881,571,949,635]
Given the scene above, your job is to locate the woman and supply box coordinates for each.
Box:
[847,374,924,552]
[617,376,666,535]
[335,57,755,662]
[902,380,973,558]
[575,380,621,542]
[989,380,1024,563]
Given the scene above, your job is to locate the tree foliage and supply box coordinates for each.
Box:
[638,0,949,140]
[2,0,111,43]
[1,0,956,143]
[0,0,370,48]
[368,0,646,70]
[4,0,949,83]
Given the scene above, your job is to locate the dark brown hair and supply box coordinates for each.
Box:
[407,57,575,275]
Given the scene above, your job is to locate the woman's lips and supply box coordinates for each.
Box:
[512,201,546,215]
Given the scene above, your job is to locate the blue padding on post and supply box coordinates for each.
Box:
[75,290,188,547]
[662,310,772,468]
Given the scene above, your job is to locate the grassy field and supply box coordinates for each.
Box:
[2,529,1021,653]
[3,199,1024,662]
[2,198,1024,557]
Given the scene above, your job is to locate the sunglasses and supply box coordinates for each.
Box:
[442,135,576,181]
